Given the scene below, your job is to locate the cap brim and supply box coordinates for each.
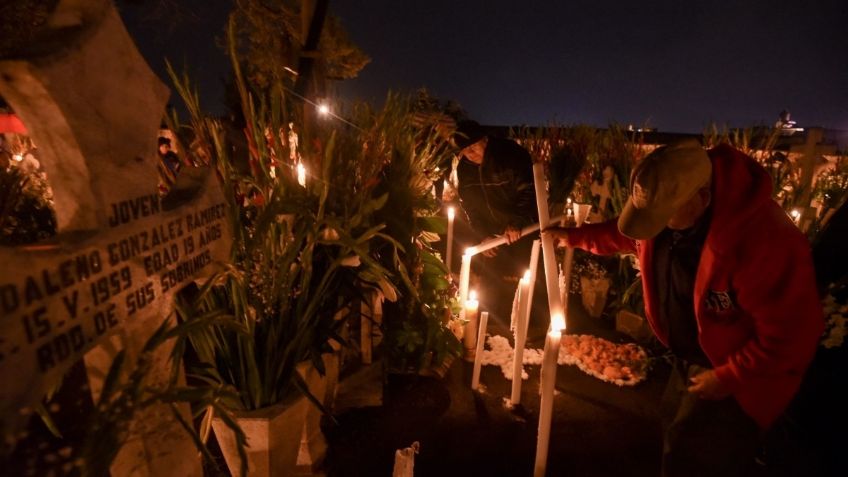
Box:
[617,198,675,240]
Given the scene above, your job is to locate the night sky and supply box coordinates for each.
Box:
[122,0,848,133]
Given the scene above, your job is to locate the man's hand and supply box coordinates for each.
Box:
[482,235,500,257]
[687,369,730,400]
[503,226,521,244]
[542,226,570,248]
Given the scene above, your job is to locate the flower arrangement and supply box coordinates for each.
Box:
[0,151,56,246]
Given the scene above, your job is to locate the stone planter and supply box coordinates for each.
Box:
[212,354,336,477]
[580,276,610,318]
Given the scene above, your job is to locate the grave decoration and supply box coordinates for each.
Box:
[478,334,649,387]
[0,1,231,474]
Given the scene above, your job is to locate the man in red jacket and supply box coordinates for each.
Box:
[545,139,823,476]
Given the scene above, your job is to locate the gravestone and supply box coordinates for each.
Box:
[0,1,231,475]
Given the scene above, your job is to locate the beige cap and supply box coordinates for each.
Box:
[618,139,712,240]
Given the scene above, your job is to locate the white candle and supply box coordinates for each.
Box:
[458,250,472,309]
[297,162,307,186]
[532,162,565,321]
[534,314,565,477]
[471,311,490,390]
[522,240,541,339]
[446,207,455,273]
[510,271,531,404]
[463,290,479,361]
[560,248,575,310]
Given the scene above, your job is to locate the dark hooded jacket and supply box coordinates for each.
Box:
[565,144,823,429]
[456,136,537,237]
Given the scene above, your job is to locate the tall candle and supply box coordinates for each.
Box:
[296,162,307,186]
[510,271,531,404]
[522,240,541,339]
[532,162,565,321]
[458,251,472,310]
[561,202,590,308]
[446,206,455,273]
[463,290,479,361]
[471,311,490,390]
[534,314,565,477]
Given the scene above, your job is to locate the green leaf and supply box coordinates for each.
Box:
[416,216,447,234]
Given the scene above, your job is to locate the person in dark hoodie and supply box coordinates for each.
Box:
[544,139,823,477]
[453,120,537,254]
[453,120,539,319]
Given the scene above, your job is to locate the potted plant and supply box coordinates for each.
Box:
[167,21,405,476]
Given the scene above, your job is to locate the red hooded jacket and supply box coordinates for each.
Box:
[566,144,823,429]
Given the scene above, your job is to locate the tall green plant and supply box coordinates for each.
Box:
[368,93,462,372]
[168,15,402,412]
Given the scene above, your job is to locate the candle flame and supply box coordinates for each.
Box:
[790,208,801,220]
[317,103,330,116]
[522,270,531,283]
[551,313,565,332]
[447,206,455,220]
[469,290,477,301]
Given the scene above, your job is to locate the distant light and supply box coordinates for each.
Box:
[447,206,455,220]
[317,103,330,116]
[283,66,299,76]
[12,153,23,162]
[790,208,801,220]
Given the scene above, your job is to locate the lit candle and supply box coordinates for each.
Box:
[471,311,490,390]
[463,290,480,361]
[790,208,801,225]
[534,314,565,477]
[510,271,532,404]
[446,206,456,273]
[297,162,306,186]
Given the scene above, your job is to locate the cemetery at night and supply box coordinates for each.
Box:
[1,1,846,476]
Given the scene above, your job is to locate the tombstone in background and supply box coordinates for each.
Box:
[0,1,231,475]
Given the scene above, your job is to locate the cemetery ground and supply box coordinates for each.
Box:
[321,295,669,477]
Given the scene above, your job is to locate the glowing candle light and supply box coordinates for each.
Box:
[471,311,490,390]
[790,208,801,225]
[463,290,480,361]
[317,103,330,116]
[297,162,306,186]
[446,206,456,273]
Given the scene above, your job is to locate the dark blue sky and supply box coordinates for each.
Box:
[123,0,848,133]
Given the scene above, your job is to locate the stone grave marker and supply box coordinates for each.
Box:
[0,1,231,475]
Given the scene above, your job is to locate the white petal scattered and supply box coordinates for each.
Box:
[478,334,648,386]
